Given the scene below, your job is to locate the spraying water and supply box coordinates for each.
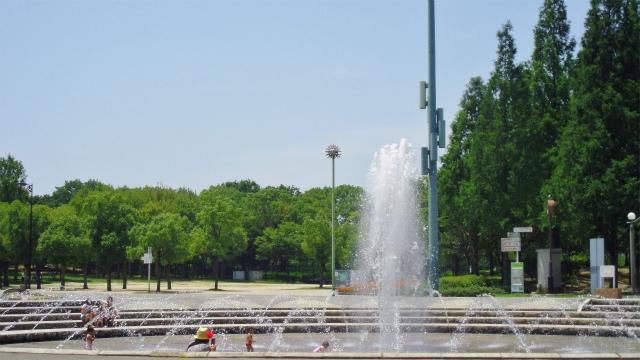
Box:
[353,139,427,350]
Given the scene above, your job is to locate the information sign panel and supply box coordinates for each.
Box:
[513,227,533,233]
[511,262,524,293]
[501,237,521,252]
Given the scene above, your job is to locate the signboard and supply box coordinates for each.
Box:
[513,227,533,233]
[600,265,615,278]
[140,247,153,264]
[335,270,350,288]
[141,253,153,264]
[507,232,521,238]
[511,262,524,293]
[501,237,521,252]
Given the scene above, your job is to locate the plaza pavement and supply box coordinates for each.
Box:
[1,281,587,311]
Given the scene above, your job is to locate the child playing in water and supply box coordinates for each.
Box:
[312,340,329,352]
[245,328,254,352]
[83,325,96,350]
[80,299,95,325]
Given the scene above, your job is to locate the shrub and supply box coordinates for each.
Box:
[438,275,505,296]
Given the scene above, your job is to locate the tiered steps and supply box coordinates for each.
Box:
[2,299,640,344]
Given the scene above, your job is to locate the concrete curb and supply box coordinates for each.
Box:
[0,347,639,359]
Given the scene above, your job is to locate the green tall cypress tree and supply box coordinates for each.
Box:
[439,77,486,275]
[547,0,640,286]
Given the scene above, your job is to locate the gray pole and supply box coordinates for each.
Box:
[331,157,336,295]
[24,184,33,290]
[631,223,637,293]
[325,145,341,295]
[427,0,440,290]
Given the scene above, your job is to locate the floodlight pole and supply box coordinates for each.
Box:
[325,145,341,295]
[425,0,442,290]
[628,212,639,293]
[331,156,336,294]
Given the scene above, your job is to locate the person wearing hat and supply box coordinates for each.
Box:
[186,327,217,352]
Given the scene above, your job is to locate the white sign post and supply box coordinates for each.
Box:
[140,247,153,293]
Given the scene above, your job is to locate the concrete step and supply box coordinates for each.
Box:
[588,298,640,306]
[3,315,640,331]
[582,305,640,312]
[2,322,639,344]
[4,308,640,323]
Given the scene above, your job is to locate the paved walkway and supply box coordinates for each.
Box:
[1,285,588,311]
[1,348,638,360]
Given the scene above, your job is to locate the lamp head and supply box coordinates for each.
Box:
[628,212,637,221]
[325,145,342,159]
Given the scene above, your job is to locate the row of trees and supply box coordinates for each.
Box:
[438,0,639,285]
[0,157,363,291]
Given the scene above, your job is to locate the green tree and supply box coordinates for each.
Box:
[38,207,90,287]
[79,191,136,291]
[244,186,299,272]
[531,0,575,148]
[439,77,486,275]
[194,187,247,290]
[0,202,12,287]
[255,221,302,274]
[0,155,28,203]
[546,0,640,285]
[130,213,191,291]
[300,218,331,287]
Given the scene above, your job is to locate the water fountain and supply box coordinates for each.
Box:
[352,139,426,351]
[1,140,640,357]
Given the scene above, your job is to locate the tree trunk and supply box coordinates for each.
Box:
[83,262,89,289]
[471,233,480,275]
[122,261,128,289]
[106,267,112,292]
[319,263,325,288]
[35,264,41,289]
[156,255,162,292]
[13,263,18,283]
[501,253,510,288]
[60,265,66,287]
[489,252,495,276]
[213,257,220,290]
[166,263,172,290]
[2,262,8,288]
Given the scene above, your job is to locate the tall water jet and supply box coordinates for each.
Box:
[354,139,427,351]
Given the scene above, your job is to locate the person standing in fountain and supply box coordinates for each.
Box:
[82,325,96,350]
[312,340,329,352]
[186,327,217,352]
[245,328,254,352]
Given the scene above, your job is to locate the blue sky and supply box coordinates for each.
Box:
[0,0,590,195]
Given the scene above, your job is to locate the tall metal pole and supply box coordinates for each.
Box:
[630,223,637,293]
[426,0,440,290]
[24,184,33,290]
[325,145,341,295]
[629,212,638,293]
[331,157,336,295]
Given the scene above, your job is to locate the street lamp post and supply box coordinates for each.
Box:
[546,196,557,293]
[627,212,639,293]
[325,145,341,295]
[19,182,33,290]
